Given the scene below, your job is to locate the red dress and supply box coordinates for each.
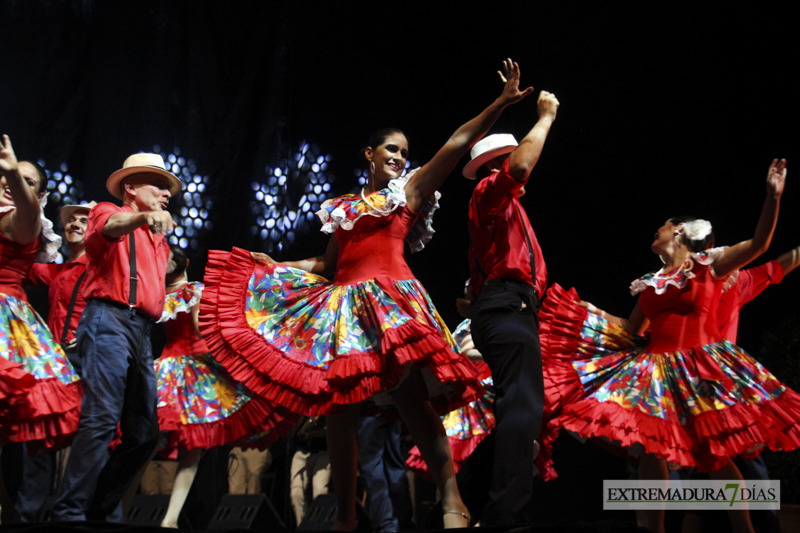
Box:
[0,211,83,452]
[200,176,481,416]
[155,282,297,457]
[540,250,800,472]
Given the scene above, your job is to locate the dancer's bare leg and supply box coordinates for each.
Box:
[391,367,469,528]
[327,404,361,531]
[707,460,754,533]
[161,448,202,528]
[638,454,667,533]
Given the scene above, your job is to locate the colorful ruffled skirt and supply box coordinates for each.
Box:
[155,351,298,458]
[199,248,482,416]
[540,284,800,473]
[0,293,83,453]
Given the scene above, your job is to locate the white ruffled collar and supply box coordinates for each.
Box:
[315,168,441,253]
[630,247,727,296]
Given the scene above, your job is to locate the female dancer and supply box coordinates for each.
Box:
[201,60,534,529]
[540,159,798,533]
[0,134,82,452]
[154,245,296,528]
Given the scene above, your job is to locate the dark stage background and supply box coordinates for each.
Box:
[1,2,797,368]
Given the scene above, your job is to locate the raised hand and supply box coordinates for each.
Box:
[766,158,787,198]
[537,91,559,120]
[0,134,19,175]
[496,58,535,107]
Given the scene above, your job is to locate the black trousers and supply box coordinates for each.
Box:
[471,279,544,527]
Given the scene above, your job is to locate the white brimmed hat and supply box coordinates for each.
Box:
[462,134,519,180]
[106,153,182,199]
[60,201,97,226]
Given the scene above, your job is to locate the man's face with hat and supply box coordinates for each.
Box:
[123,173,173,212]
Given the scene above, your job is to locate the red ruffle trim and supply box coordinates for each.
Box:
[536,283,590,479]
[200,248,481,416]
[559,388,800,472]
[1,376,84,454]
[158,397,298,459]
[0,358,36,418]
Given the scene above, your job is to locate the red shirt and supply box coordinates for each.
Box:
[716,260,784,343]
[468,159,547,296]
[28,254,88,345]
[82,203,169,320]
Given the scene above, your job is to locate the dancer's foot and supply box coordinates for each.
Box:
[443,508,470,528]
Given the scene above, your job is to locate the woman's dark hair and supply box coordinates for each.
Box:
[669,216,715,252]
[169,244,189,275]
[20,160,47,195]
[361,128,405,162]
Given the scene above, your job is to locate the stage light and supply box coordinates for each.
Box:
[249,140,336,254]
[151,146,213,251]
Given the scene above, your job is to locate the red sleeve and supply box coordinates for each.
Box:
[737,260,784,308]
[471,159,524,223]
[85,202,123,249]
[27,263,59,288]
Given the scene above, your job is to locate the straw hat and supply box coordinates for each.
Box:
[106,153,181,199]
[60,201,97,226]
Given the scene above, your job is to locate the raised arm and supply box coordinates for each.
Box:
[0,135,42,244]
[712,159,787,278]
[252,234,339,280]
[507,91,559,182]
[102,209,175,239]
[776,245,800,276]
[404,59,534,212]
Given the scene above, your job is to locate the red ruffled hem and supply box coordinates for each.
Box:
[537,283,590,479]
[158,396,298,459]
[559,387,800,472]
[1,377,84,453]
[200,248,481,416]
[0,358,36,418]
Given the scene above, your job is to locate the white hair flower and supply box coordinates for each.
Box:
[682,219,712,241]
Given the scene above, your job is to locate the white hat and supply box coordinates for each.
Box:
[462,134,518,180]
[60,201,97,226]
[106,153,182,199]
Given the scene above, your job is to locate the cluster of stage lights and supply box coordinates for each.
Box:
[150,145,212,252]
[39,159,84,264]
[250,142,335,254]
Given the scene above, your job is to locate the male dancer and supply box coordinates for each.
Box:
[464,89,559,526]
[51,154,180,521]
[15,201,94,521]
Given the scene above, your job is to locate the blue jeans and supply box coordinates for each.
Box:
[50,299,159,522]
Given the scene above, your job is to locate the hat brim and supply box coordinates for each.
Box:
[60,204,94,226]
[462,145,517,180]
[106,166,182,200]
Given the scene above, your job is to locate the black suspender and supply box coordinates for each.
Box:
[129,233,138,307]
[513,201,536,288]
[60,270,86,347]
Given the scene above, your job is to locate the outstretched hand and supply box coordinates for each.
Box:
[766,158,787,198]
[251,251,275,263]
[0,135,19,175]
[496,58,535,107]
